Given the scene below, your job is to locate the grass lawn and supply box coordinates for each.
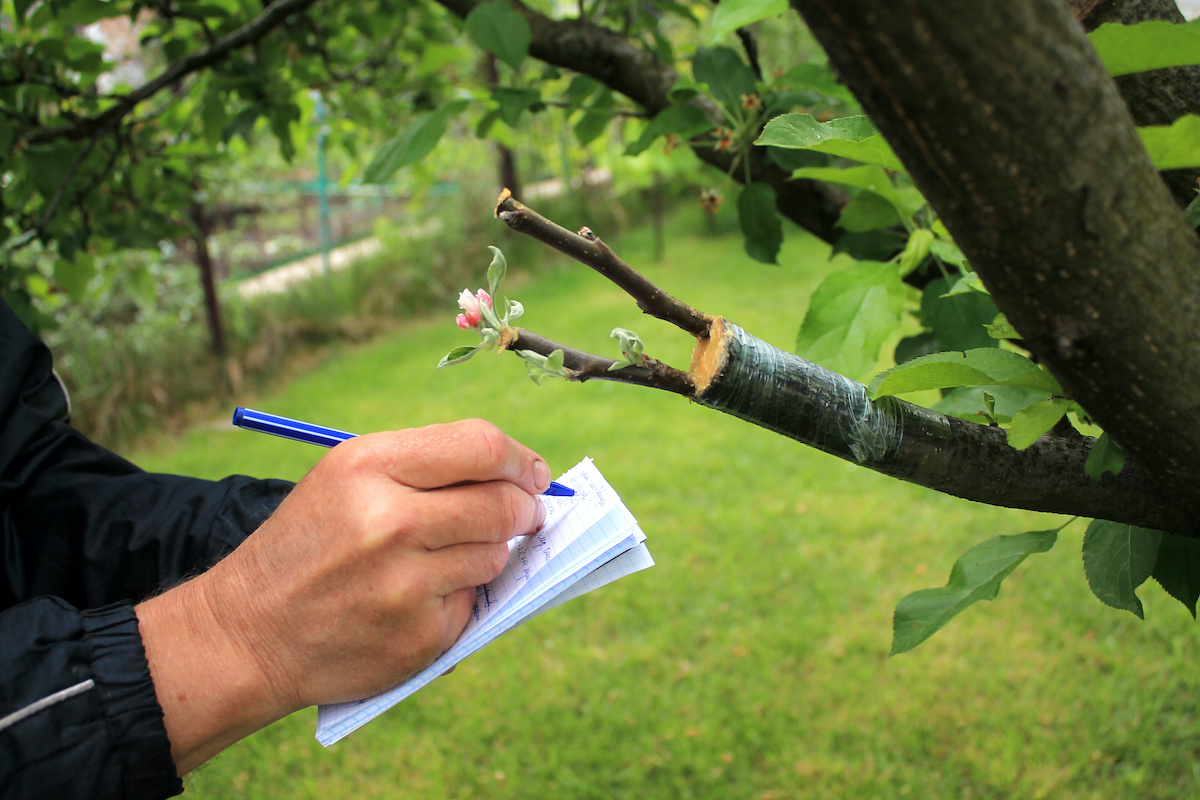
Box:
[135,206,1200,799]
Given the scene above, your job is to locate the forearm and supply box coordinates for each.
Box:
[136,562,294,775]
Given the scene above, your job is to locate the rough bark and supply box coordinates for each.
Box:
[497,194,1198,534]
[1078,0,1200,206]
[793,0,1200,519]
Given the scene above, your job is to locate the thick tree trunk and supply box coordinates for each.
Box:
[1078,0,1200,206]
[792,0,1200,517]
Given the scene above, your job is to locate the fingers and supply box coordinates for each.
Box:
[424,540,513,596]
[356,419,552,495]
[397,481,546,550]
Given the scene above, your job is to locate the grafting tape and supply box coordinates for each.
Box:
[694,321,904,464]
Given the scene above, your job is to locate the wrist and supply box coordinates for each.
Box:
[136,566,294,775]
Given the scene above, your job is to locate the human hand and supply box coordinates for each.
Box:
[138,419,550,772]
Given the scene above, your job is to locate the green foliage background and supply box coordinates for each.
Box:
[136,216,1200,798]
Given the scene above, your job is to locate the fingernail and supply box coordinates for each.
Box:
[535,498,547,531]
[534,459,551,492]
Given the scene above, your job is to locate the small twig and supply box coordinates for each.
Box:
[507,327,696,397]
[494,191,714,337]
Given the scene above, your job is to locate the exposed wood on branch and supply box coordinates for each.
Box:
[792,0,1200,517]
[494,195,1198,535]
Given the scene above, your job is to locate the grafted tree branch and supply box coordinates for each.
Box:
[791,0,1200,518]
[494,195,1196,535]
[496,192,713,336]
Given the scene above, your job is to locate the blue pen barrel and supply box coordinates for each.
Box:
[231,407,574,496]
[232,407,357,449]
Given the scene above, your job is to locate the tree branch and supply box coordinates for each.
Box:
[494,195,1197,534]
[24,0,321,145]
[792,0,1200,518]
[505,328,696,395]
[1076,0,1200,207]
[495,191,713,336]
[429,0,844,242]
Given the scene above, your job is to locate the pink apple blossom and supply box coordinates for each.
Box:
[455,288,494,329]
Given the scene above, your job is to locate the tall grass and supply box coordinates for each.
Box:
[135,208,1200,800]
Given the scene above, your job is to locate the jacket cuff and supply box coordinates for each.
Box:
[81,603,183,800]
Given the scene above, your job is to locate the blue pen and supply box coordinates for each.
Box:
[232,407,575,496]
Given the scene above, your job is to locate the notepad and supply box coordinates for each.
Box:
[315,457,653,746]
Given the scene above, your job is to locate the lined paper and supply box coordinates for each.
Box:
[315,458,652,746]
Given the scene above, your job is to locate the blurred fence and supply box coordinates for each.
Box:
[200,181,458,281]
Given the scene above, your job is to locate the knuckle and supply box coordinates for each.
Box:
[486,541,510,576]
[464,419,508,469]
[328,434,376,474]
[495,483,524,536]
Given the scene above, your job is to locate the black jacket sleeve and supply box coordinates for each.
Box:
[0,300,294,799]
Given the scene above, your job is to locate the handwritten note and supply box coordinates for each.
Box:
[315,458,652,746]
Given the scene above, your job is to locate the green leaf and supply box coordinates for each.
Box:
[869,348,1063,398]
[127,264,157,312]
[737,182,783,264]
[897,228,934,276]
[930,238,968,268]
[775,62,857,105]
[756,114,905,172]
[1082,520,1163,619]
[837,191,903,233]
[52,254,96,302]
[1137,115,1200,171]
[1006,398,1071,450]
[574,89,614,146]
[932,385,1050,424]
[922,276,1000,351]
[437,345,480,368]
[54,0,119,27]
[624,103,716,156]
[985,313,1019,340]
[517,348,571,384]
[466,1,532,70]
[493,87,540,127]
[1186,192,1200,228]
[796,261,905,380]
[791,165,923,221]
[692,47,758,108]
[201,90,227,147]
[891,529,1058,655]
[362,100,468,184]
[1085,432,1126,481]
[1152,533,1200,618]
[1088,19,1200,77]
[832,230,904,262]
[709,0,787,42]
[609,327,646,369]
[486,245,507,297]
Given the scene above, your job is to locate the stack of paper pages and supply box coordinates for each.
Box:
[316,457,653,746]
